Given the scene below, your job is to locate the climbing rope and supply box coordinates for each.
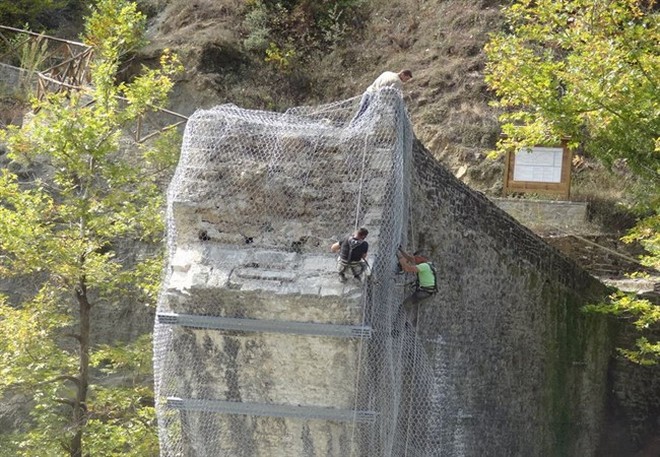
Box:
[353,133,370,231]
[403,186,420,457]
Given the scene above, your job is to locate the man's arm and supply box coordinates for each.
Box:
[360,242,369,260]
[398,252,419,273]
[330,242,340,253]
[398,248,414,262]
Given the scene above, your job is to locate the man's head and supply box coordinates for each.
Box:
[355,227,369,239]
[413,250,428,264]
[399,69,413,83]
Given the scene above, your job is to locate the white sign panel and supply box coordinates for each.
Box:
[513,146,563,183]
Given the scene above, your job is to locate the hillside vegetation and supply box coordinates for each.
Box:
[136,0,653,218]
[4,0,648,207]
[133,0,504,190]
[0,0,657,455]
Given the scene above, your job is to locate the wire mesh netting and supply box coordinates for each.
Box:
[154,88,445,456]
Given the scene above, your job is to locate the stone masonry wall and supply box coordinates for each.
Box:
[155,92,415,457]
[408,139,612,456]
[155,96,613,456]
[492,197,589,233]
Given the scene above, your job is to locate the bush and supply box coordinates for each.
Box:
[241,0,367,63]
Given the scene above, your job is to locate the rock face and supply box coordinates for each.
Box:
[154,90,611,456]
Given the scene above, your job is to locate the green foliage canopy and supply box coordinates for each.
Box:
[485,0,659,181]
[0,0,181,454]
[0,0,81,30]
[485,0,660,364]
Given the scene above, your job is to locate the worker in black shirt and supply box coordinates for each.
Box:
[330,227,369,282]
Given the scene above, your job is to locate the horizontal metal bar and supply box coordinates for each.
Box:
[157,312,371,339]
[166,397,377,423]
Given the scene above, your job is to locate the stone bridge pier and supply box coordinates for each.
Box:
[154,91,611,457]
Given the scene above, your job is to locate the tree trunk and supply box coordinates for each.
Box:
[71,276,90,457]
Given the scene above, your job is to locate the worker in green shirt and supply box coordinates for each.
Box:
[397,248,438,327]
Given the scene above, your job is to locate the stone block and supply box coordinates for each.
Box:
[301,255,336,271]
[205,245,249,266]
[368,161,393,174]
[364,228,380,240]
[491,198,589,232]
[188,264,210,289]
[234,268,297,282]
[233,278,285,293]
[274,284,302,295]
[170,247,202,272]
[319,284,346,297]
[362,208,383,226]
[319,276,362,297]
[166,329,360,407]
[206,267,230,288]
[167,269,193,292]
[251,249,299,266]
[298,283,321,296]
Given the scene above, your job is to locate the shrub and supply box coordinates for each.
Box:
[241,0,367,64]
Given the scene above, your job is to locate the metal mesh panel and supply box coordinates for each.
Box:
[154,88,443,456]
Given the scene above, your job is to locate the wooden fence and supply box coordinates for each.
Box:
[0,25,93,100]
[0,25,187,141]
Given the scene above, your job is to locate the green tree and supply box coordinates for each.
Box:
[485,0,659,363]
[0,0,182,455]
[0,0,81,30]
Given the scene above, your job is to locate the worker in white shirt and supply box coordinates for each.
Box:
[350,69,412,124]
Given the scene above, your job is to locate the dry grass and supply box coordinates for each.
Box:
[136,0,651,233]
[570,159,648,232]
[352,0,504,179]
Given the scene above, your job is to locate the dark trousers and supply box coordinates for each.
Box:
[400,289,434,327]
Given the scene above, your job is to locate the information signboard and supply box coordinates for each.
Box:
[503,140,572,199]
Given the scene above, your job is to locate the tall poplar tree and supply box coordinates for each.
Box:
[0,0,182,455]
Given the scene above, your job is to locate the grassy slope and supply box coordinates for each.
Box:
[138,0,504,189]
[139,0,642,218]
